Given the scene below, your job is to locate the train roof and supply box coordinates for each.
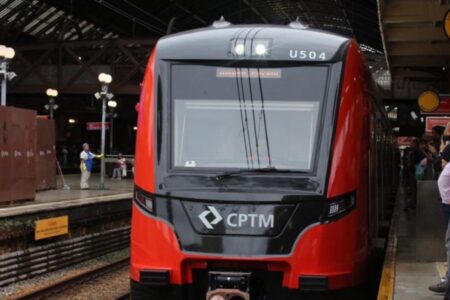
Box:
[156,22,350,62]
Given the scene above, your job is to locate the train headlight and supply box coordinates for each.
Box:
[230,40,246,56]
[134,188,154,214]
[229,39,272,57]
[254,44,267,56]
[234,43,245,56]
[322,192,356,222]
[252,39,271,56]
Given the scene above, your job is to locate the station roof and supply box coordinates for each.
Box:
[378,0,450,86]
[0,0,382,52]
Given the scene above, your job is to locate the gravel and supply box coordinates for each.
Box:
[0,249,129,300]
[46,264,129,300]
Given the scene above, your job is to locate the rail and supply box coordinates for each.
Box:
[0,226,130,287]
[15,257,129,300]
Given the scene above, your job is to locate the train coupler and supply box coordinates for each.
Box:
[206,271,251,300]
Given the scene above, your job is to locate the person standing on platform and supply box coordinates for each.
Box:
[404,138,426,211]
[79,143,102,189]
[429,145,450,296]
[112,153,126,180]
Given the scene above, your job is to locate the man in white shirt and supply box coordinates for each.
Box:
[79,143,102,189]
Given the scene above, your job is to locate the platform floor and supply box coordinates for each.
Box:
[0,174,133,217]
[394,187,446,300]
[35,174,133,203]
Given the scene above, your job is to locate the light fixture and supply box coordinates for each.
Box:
[410,111,418,120]
[98,73,106,82]
[254,44,267,56]
[0,45,16,106]
[7,72,16,80]
[98,72,112,84]
[0,45,15,59]
[46,88,58,97]
[107,100,117,108]
[234,43,245,56]
[97,72,114,189]
[133,126,137,130]
[4,47,15,59]
[68,118,76,124]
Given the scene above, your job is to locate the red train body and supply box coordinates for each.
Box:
[131,22,396,299]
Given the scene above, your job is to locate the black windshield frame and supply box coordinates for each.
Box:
[167,61,332,176]
[151,58,344,196]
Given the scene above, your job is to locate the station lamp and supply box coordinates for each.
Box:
[45,88,59,119]
[107,100,117,108]
[0,45,17,106]
[96,72,114,189]
[107,99,118,154]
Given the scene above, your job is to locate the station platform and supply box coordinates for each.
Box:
[0,174,133,218]
[381,182,448,300]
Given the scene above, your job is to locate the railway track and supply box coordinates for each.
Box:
[0,226,131,288]
[15,257,130,300]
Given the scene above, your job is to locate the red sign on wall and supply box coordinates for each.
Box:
[423,94,450,115]
[425,116,450,132]
[86,122,110,131]
[397,136,414,146]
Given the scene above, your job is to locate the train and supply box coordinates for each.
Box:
[131,19,397,300]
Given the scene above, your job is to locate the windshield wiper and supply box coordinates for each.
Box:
[215,167,298,180]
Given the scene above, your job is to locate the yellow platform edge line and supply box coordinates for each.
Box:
[377,192,401,300]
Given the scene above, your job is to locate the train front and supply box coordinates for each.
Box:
[132,23,363,300]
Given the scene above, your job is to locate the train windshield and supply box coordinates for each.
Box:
[171,64,328,171]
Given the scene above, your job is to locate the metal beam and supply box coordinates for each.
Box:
[11,38,156,51]
[60,40,113,91]
[0,0,29,24]
[385,25,448,42]
[383,1,449,24]
[388,42,450,56]
[33,13,64,37]
[241,0,269,24]
[390,56,449,67]
[8,38,156,95]
[391,68,439,79]
[171,1,207,25]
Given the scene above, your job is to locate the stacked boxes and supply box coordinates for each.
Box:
[0,107,56,203]
[35,117,56,191]
[0,107,12,202]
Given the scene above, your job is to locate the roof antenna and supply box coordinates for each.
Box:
[212,16,231,28]
[289,16,308,29]
[166,17,176,34]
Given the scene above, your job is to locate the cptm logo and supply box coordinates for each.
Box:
[198,206,223,229]
[198,206,275,229]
